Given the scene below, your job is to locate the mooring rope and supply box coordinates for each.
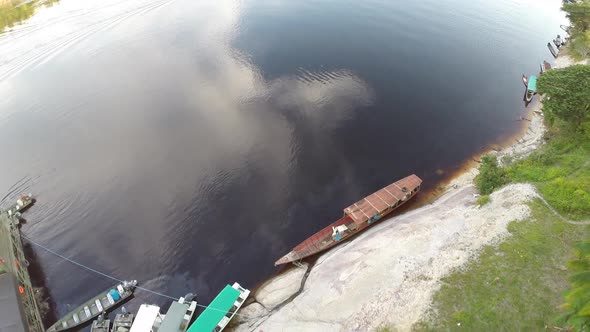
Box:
[21,234,264,319]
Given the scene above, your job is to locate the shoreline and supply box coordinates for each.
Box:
[230,55,587,332]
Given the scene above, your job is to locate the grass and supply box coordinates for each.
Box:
[413,120,590,331]
[414,201,590,331]
[475,195,490,207]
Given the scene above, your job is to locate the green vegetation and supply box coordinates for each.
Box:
[0,0,60,33]
[537,65,590,131]
[556,240,590,330]
[563,0,590,59]
[475,194,490,207]
[375,327,395,332]
[414,202,590,332]
[414,64,590,330]
[475,154,508,195]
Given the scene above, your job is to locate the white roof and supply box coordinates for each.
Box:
[129,304,161,332]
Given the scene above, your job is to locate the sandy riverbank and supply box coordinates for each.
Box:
[229,55,585,332]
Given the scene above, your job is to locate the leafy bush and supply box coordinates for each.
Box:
[475,155,508,195]
[537,65,590,131]
[476,195,490,207]
[556,240,590,330]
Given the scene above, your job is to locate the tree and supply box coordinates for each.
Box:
[572,32,590,59]
[537,65,590,131]
[558,240,590,330]
[563,0,590,33]
[475,154,508,195]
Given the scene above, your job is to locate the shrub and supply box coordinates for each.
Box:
[475,155,508,195]
[476,195,490,207]
[556,240,590,330]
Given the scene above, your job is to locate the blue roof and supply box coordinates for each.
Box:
[528,75,537,92]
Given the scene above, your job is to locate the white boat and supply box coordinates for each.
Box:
[129,295,197,332]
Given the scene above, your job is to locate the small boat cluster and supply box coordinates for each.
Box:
[522,25,569,103]
[48,282,250,332]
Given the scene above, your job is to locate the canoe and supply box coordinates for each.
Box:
[275,174,422,265]
[547,42,559,58]
[46,280,137,332]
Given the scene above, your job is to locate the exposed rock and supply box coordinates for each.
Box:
[229,302,269,327]
[233,184,538,331]
[254,263,308,308]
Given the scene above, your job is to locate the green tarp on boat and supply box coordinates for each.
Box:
[528,75,537,92]
[188,285,239,332]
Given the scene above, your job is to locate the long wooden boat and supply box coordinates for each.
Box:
[46,280,137,332]
[275,174,422,266]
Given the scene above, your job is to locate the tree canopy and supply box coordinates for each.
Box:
[563,0,590,32]
[558,240,590,330]
[537,64,590,131]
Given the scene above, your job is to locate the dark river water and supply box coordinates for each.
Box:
[0,0,566,326]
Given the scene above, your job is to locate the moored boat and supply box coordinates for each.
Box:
[188,282,250,332]
[6,194,34,217]
[540,60,551,74]
[46,280,137,332]
[112,310,135,332]
[129,304,162,332]
[524,74,538,102]
[90,314,110,332]
[547,42,559,58]
[129,295,197,332]
[275,174,422,266]
[157,294,198,332]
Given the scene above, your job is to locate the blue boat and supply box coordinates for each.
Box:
[522,75,537,102]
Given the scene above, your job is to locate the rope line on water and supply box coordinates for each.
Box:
[21,234,263,319]
[21,234,178,301]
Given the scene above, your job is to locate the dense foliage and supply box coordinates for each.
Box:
[537,65,590,132]
[0,0,60,33]
[563,0,590,59]
[475,154,508,195]
[557,240,590,330]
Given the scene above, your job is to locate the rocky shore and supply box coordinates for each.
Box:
[229,55,586,332]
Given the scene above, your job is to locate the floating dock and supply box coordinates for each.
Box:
[0,203,44,331]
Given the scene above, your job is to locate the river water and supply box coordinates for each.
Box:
[0,0,566,325]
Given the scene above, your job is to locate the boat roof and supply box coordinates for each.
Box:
[188,285,240,332]
[159,302,190,332]
[528,75,537,91]
[0,272,28,332]
[344,174,422,225]
[129,304,161,332]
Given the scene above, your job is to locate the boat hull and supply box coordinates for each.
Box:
[275,174,422,265]
[46,281,137,332]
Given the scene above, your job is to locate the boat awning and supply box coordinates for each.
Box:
[159,302,189,332]
[343,174,422,225]
[129,304,161,332]
[528,75,537,92]
[188,285,240,332]
[0,272,28,332]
